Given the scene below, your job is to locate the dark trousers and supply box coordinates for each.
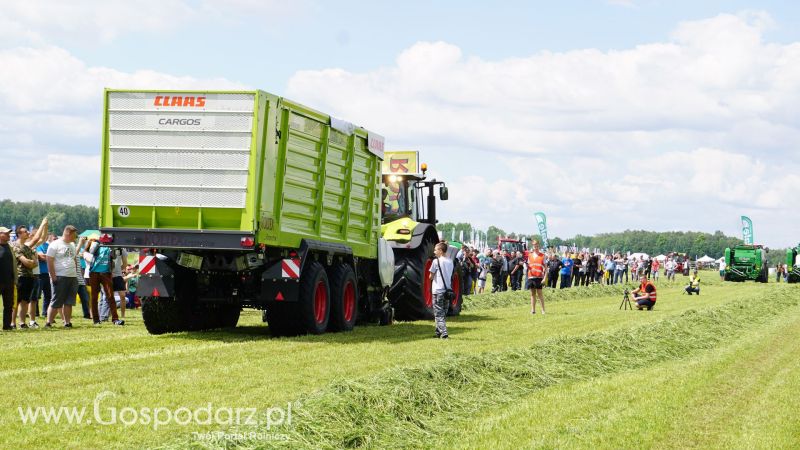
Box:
[1,282,14,329]
[560,273,571,289]
[547,270,559,288]
[572,271,584,287]
[584,269,595,285]
[500,271,508,291]
[491,273,502,292]
[39,273,52,317]
[511,269,522,291]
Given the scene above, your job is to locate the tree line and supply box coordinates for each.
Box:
[437,222,755,259]
[0,200,98,234]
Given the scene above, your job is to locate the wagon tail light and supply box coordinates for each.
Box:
[99,233,114,244]
[240,236,255,248]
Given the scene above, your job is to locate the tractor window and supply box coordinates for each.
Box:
[382,178,415,223]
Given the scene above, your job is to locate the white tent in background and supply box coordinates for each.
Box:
[628,252,649,260]
[716,257,725,263]
[655,254,667,261]
[697,255,715,263]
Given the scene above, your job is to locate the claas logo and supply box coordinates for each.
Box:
[153,96,207,107]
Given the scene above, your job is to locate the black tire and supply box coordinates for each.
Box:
[298,261,330,334]
[219,304,241,328]
[388,237,436,321]
[447,264,463,316]
[266,302,299,337]
[328,264,358,332]
[142,296,187,335]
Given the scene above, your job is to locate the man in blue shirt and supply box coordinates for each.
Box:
[559,254,573,289]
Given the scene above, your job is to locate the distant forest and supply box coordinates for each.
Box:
[436,222,772,260]
[0,200,98,234]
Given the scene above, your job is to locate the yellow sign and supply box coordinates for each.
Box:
[382,151,419,175]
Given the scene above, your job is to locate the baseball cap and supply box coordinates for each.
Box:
[0,227,11,233]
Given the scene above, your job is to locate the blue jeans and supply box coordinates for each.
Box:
[39,273,52,317]
[77,285,90,318]
[560,273,571,289]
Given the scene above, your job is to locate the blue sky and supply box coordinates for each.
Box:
[1,1,799,247]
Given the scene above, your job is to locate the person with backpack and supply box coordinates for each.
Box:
[429,242,454,339]
[83,240,124,326]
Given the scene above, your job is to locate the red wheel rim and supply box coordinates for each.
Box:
[343,280,355,322]
[423,259,433,308]
[314,280,327,324]
[452,272,461,307]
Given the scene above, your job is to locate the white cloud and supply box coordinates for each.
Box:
[287,13,800,158]
[284,12,800,246]
[0,0,311,45]
[0,44,249,210]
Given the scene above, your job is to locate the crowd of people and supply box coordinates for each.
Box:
[0,221,140,330]
[454,244,686,296]
[429,240,668,337]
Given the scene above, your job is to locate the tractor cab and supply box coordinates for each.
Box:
[381,151,448,226]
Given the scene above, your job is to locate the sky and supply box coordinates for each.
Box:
[1,0,799,247]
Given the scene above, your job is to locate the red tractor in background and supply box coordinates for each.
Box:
[669,252,691,276]
[497,237,528,258]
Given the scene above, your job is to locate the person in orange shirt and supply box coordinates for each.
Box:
[632,274,658,310]
[526,239,546,314]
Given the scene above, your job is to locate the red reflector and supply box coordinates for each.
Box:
[275,292,284,301]
[398,229,411,235]
[240,236,255,247]
[99,233,114,244]
[152,287,160,297]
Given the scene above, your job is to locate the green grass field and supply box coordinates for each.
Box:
[1,272,797,449]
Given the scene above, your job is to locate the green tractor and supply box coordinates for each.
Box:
[724,244,768,282]
[787,245,800,283]
[381,151,463,321]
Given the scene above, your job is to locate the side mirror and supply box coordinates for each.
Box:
[439,186,449,200]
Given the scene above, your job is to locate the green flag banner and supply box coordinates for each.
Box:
[741,215,754,244]
[535,212,549,249]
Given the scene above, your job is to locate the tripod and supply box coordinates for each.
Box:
[619,289,633,310]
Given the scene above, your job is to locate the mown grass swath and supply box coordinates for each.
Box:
[205,285,799,449]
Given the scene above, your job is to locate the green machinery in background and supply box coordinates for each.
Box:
[787,245,800,283]
[724,244,768,282]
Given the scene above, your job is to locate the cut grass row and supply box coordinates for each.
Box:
[219,285,799,449]
[0,280,783,448]
[452,297,800,449]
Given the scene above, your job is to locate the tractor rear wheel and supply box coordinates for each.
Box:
[388,237,436,321]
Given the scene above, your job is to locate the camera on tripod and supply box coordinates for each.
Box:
[619,288,632,310]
